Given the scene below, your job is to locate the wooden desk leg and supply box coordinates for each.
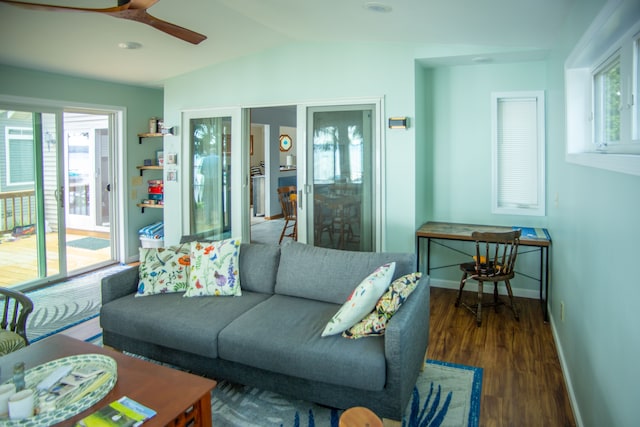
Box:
[544,246,550,322]
[426,238,431,275]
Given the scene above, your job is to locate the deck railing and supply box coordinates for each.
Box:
[0,190,36,234]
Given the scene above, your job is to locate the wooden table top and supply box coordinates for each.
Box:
[0,335,217,426]
[416,221,551,247]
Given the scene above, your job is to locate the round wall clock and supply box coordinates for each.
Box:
[279,134,292,152]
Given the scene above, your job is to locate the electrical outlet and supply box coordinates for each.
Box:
[560,301,565,322]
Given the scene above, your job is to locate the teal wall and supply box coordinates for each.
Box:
[0,64,163,261]
[2,0,638,422]
[162,42,421,250]
[421,60,549,296]
[417,0,640,425]
[545,1,640,426]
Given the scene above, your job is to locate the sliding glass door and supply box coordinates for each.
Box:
[0,107,63,286]
[304,103,379,252]
[0,104,117,289]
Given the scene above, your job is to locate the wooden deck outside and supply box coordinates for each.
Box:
[0,230,112,288]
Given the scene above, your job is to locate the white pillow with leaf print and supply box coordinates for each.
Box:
[321,262,396,337]
[184,238,242,297]
[342,272,422,339]
[136,244,191,297]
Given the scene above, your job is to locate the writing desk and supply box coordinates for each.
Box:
[415,221,551,321]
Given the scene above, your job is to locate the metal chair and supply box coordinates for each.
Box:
[277,186,297,244]
[455,229,521,326]
[0,287,34,355]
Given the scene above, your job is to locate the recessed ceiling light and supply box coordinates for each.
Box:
[364,2,392,13]
[118,42,143,50]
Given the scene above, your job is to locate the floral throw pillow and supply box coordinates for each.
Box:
[342,272,422,339]
[136,244,191,297]
[184,238,242,297]
[321,262,396,337]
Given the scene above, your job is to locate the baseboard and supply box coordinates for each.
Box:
[429,278,539,300]
[550,313,584,427]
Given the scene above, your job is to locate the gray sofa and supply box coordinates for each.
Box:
[100,241,430,421]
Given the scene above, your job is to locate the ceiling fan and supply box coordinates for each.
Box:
[0,0,207,45]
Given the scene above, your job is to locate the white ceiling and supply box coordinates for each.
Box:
[0,0,577,88]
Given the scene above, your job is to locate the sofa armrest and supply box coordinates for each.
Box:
[101,266,140,304]
[384,275,430,400]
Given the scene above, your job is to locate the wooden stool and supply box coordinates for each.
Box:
[339,407,383,427]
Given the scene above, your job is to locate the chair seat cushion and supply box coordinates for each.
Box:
[461,261,497,275]
[0,330,26,356]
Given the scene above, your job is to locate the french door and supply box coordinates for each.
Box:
[0,102,118,289]
[301,102,381,252]
[183,108,249,241]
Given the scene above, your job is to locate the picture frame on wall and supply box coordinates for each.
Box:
[279,134,292,152]
[166,152,177,165]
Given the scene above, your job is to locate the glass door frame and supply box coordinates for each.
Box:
[295,98,385,251]
[181,107,250,242]
[0,95,124,289]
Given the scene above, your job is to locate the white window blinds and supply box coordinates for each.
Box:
[491,92,545,216]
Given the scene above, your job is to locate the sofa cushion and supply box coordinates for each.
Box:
[100,291,271,358]
[218,294,386,391]
[185,238,242,297]
[136,244,190,296]
[238,243,280,294]
[275,241,416,304]
[321,262,396,337]
[343,272,422,339]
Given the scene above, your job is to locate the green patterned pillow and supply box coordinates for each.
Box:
[136,244,190,297]
[342,272,422,339]
[184,238,242,297]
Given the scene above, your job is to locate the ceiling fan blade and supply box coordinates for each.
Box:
[0,0,129,14]
[1,0,206,45]
[128,0,158,10]
[113,10,207,45]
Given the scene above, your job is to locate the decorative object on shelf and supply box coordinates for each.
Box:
[149,117,158,134]
[143,158,152,166]
[156,150,164,166]
[279,134,292,152]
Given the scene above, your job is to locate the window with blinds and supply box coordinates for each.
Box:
[491,91,545,216]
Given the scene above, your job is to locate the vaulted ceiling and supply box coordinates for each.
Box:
[0,0,576,87]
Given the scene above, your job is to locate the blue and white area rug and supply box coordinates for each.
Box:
[208,359,481,427]
[86,337,481,427]
[25,264,129,343]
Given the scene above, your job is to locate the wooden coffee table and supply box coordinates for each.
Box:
[0,335,217,426]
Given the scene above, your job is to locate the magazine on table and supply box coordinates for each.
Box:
[75,396,156,427]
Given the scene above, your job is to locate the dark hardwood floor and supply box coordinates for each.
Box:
[428,287,576,427]
[59,287,576,426]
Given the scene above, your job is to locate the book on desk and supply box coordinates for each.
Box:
[513,226,550,241]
